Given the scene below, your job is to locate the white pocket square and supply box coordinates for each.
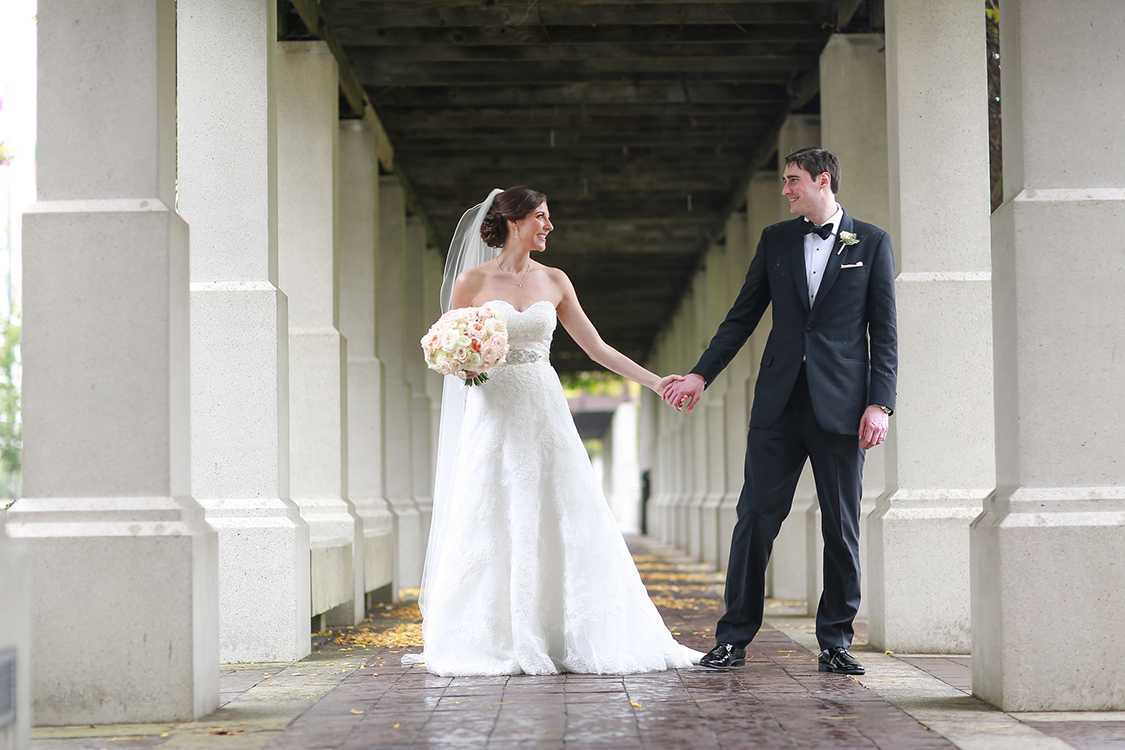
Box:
[840,261,864,269]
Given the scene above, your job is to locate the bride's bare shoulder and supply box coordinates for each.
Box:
[455,262,495,287]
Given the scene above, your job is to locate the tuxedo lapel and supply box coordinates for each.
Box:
[790,221,811,311]
[810,211,854,313]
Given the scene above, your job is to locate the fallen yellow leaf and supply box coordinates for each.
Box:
[392,722,400,729]
[351,709,364,715]
[630,701,642,708]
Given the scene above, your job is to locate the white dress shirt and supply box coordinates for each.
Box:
[804,204,843,306]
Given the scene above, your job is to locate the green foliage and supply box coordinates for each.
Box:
[986,0,1003,211]
[560,370,633,398]
[0,303,21,500]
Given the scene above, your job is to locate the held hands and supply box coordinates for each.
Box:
[662,373,705,414]
[859,405,889,449]
[652,373,684,395]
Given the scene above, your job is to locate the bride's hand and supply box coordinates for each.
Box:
[653,374,683,394]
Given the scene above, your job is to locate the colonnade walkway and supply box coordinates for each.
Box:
[30,538,1125,750]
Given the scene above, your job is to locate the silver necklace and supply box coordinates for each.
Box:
[496,258,531,288]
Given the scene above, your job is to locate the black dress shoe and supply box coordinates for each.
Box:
[699,643,747,670]
[818,647,865,675]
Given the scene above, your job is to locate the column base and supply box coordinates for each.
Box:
[387,496,422,593]
[0,523,31,750]
[353,496,394,596]
[686,417,709,560]
[971,487,1125,711]
[700,493,723,567]
[201,497,311,662]
[7,497,218,724]
[867,489,983,653]
[648,492,668,542]
[803,503,822,617]
[298,498,362,623]
[345,358,395,597]
[766,466,814,601]
[718,492,739,574]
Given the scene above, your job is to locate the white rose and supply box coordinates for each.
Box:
[438,329,458,351]
[480,339,503,365]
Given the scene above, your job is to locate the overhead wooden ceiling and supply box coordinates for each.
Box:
[297,0,882,370]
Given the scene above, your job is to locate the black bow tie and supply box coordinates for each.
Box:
[803,220,834,240]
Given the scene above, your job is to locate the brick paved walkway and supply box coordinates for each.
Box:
[31,536,1125,750]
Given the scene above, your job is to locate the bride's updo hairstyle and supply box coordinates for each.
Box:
[480,186,547,248]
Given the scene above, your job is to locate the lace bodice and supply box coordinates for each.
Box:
[482,299,556,361]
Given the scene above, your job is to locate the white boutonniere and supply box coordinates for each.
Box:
[837,231,859,255]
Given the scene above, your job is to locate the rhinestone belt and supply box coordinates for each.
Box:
[505,349,544,365]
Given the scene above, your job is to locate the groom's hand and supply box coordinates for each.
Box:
[664,373,705,414]
[858,405,889,449]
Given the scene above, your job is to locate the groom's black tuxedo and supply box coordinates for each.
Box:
[692,210,897,432]
[690,208,897,651]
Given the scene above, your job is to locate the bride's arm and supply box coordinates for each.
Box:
[449,268,484,310]
[553,269,680,394]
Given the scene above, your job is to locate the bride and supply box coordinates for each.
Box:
[407,187,701,676]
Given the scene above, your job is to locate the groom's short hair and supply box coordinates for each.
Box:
[785,148,840,194]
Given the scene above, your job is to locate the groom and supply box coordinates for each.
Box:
[663,148,897,675]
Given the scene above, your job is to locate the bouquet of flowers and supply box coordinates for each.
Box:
[420,306,509,386]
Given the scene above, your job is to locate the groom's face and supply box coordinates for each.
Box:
[782,164,828,219]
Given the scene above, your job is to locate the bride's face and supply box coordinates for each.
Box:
[508,201,553,252]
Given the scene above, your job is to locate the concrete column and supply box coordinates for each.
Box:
[647,345,671,541]
[820,33,890,227]
[767,118,820,602]
[971,0,1125,711]
[8,0,219,723]
[868,3,994,652]
[0,519,30,749]
[637,388,658,535]
[718,207,754,573]
[672,304,695,551]
[819,31,893,622]
[687,284,709,559]
[338,120,394,607]
[659,336,680,543]
[608,399,642,531]
[700,243,729,566]
[422,243,446,492]
[276,41,363,626]
[378,177,422,592]
[405,219,435,543]
[178,0,311,663]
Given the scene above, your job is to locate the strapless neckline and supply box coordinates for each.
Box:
[482,299,556,315]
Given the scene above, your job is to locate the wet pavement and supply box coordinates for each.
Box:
[31,536,1125,750]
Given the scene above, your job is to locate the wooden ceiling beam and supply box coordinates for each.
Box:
[404,167,751,191]
[385,117,776,135]
[327,0,831,7]
[321,3,836,28]
[392,132,760,150]
[349,40,819,61]
[352,57,814,87]
[332,22,831,47]
[367,82,788,107]
[836,0,866,28]
[377,103,778,127]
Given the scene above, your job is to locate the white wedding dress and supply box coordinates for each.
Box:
[410,299,700,676]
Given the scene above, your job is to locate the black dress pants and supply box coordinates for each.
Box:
[715,366,864,651]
